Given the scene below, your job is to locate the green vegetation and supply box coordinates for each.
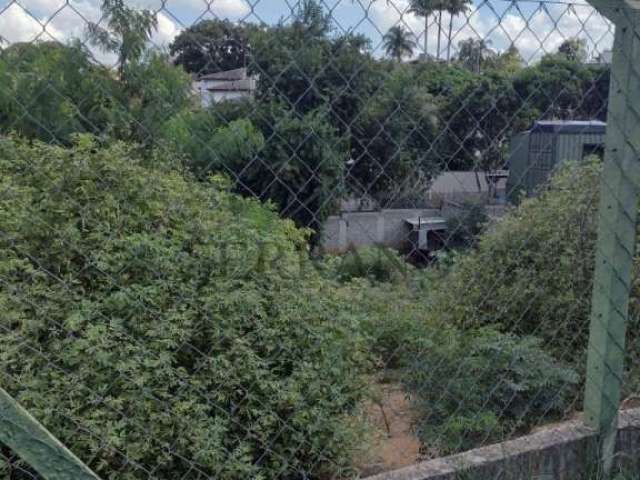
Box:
[0,4,610,230]
[326,160,638,459]
[382,26,417,62]
[0,137,370,479]
[1,1,637,478]
[444,200,488,249]
[405,327,578,454]
[0,41,121,143]
[428,160,602,353]
[329,246,413,284]
[0,138,605,475]
[400,159,639,455]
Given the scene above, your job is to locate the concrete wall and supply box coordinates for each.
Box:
[321,209,440,253]
[366,408,640,480]
[321,206,508,253]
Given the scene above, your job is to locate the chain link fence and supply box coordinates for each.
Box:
[1,0,639,478]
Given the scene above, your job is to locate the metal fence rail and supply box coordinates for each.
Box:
[0,0,639,478]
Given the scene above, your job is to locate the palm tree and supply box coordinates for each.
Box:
[445,0,471,62]
[408,0,437,59]
[86,0,157,78]
[458,38,494,73]
[433,0,448,60]
[382,26,416,62]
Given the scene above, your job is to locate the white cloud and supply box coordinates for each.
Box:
[212,0,250,18]
[2,0,614,64]
[469,3,614,61]
[152,11,182,45]
[0,0,252,49]
[166,0,250,18]
[0,2,64,43]
[0,0,182,61]
[368,0,614,63]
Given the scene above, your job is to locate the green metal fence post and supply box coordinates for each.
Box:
[584,0,640,473]
[0,388,101,480]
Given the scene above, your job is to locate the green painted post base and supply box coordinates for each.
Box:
[584,1,640,476]
[0,388,101,480]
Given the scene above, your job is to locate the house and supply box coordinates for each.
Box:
[594,50,613,64]
[426,170,508,206]
[506,120,606,201]
[193,67,257,106]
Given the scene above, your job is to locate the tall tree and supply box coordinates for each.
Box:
[445,0,471,62]
[488,44,524,74]
[438,72,530,172]
[558,37,588,63]
[513,53,609,121]
[292,0,332,39]
[170,20,252,75]
[382,26,416,62]
[458,38,495,73]
[0,41,121,143]
[409,0,437,59]
[86,0,157,78]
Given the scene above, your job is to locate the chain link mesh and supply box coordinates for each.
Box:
[0,0,639,478]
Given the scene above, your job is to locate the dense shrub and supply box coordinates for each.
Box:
[428,160,602,355]
[330,246,413,284]
[0,136,370,480]
[404,327,579,455]
[444,201,488,249]
[402,159,640,453]
[332,278,432,369]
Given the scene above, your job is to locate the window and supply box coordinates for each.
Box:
[583,143,604,159]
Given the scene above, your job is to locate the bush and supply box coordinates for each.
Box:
[444,201,488,249]
[331,246,412,284]
[332,278,433,370]
[0,136,370,480]
[404,327,578,455]
[428,160,602,355]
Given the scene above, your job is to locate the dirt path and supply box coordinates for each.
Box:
[356,383,422,477]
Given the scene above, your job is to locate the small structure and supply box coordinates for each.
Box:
[404,216,447,251]
[595,49,613,64]
[321,208,442,253]
[506,120,606,201]
[193,67,257,106]
[426,170,508,207]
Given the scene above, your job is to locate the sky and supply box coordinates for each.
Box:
[0,0,614,66]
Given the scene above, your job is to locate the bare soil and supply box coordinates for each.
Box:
[356,382,422,477]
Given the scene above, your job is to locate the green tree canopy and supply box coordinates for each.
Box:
[457,38,495,73]
[349,66,440,199]
[121,50,193,145]
[513,53,609,120]
[170,19,252,75]
[437,71,530,171]
[558,37,588,63]
[0,41,121,143]
[382,26,416,62]
[87,0,158,77]
[486,44,523,74]
[168,100,347,232]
